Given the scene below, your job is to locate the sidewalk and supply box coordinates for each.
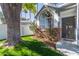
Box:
[56,40,79,56]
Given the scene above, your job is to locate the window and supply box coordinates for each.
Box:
[39,15,49,29]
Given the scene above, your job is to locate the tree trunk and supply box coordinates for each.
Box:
[1,3,22,46]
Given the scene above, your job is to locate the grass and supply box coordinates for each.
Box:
[0,36,64,56]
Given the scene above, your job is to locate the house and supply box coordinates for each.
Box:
[0,12,33,39]
[35,3,79,55]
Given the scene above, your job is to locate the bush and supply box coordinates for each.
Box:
[29,22,61,42]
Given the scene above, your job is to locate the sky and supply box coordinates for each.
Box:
[0,3,44,22]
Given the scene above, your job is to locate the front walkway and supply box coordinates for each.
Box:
[56,40,79,56]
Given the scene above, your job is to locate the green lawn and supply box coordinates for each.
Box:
[0,36,64,56]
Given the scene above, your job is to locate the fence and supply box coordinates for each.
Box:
[0,24,33,39]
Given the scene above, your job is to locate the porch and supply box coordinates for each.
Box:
[35,3,78,55]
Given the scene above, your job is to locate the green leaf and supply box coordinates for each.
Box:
[22,3,36,14]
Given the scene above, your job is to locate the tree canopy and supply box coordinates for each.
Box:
[22,3,36,14]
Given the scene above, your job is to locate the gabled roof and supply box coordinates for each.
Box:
[35,5,45,18]
[35,5,57,18]
[35,3,76,18]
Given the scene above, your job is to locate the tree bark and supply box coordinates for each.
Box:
[1,3,22,46]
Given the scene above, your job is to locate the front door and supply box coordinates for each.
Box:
[62,16,75,41]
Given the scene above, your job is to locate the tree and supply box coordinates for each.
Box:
[22,3,36,20]
[1,3,36,46]
[1,3,22,46]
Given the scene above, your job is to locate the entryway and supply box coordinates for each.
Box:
[62,16,76,41]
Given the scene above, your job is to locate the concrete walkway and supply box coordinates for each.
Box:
[56,40,79,56]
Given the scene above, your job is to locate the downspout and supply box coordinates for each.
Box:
[76,3,78,45]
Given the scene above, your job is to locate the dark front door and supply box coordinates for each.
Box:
[62,16,75,41]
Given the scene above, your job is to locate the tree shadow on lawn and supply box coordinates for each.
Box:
[14,39,64,56]
[0,38,64,56]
